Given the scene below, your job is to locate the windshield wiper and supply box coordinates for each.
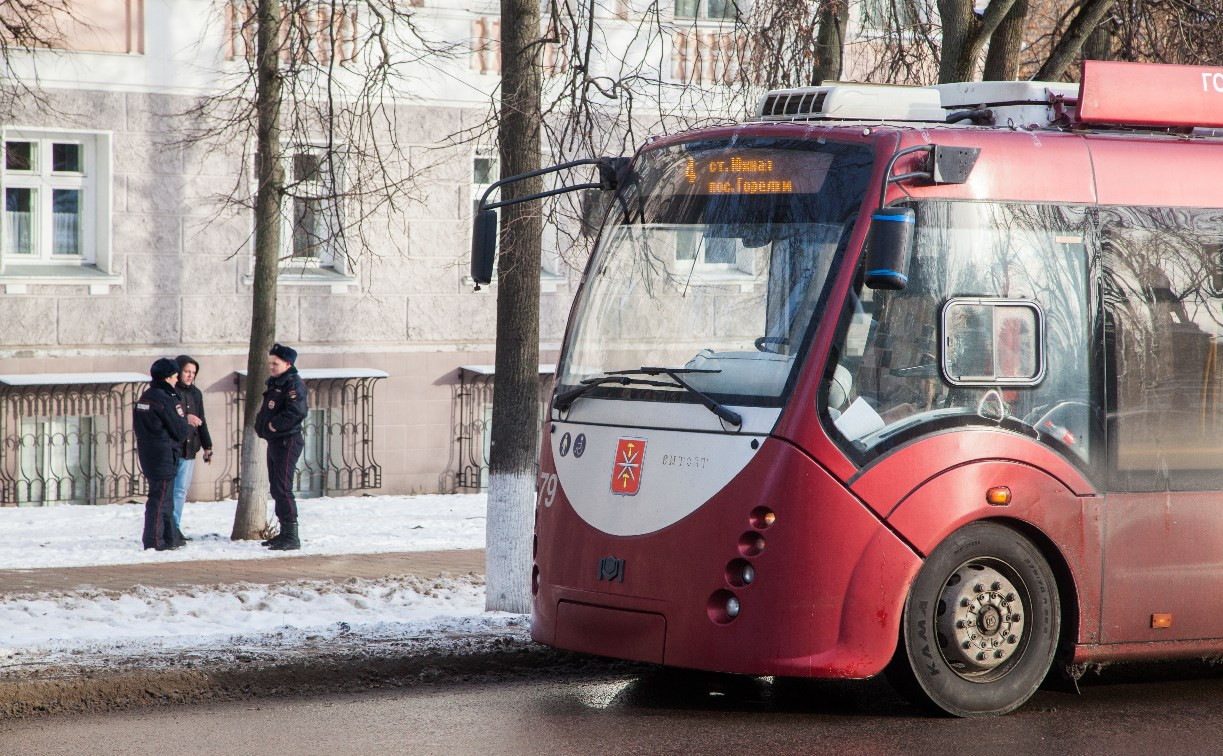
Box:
[555,367,742,428]
[553,373,677,412]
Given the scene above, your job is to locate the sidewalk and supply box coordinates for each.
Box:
[0,549,486,595]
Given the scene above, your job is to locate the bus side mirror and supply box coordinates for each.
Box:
[864,207,915,290]
[471,209,498,286]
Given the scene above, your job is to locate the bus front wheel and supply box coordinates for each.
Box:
[886,522,1060,717]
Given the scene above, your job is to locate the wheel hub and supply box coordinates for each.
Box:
[938,564,1025,673]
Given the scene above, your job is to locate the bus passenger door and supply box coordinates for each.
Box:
[1099,210,1223,643]
[1100,491,1223,643]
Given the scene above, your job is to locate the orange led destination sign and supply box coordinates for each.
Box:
[678,150,831,196]
[686,156,793,194]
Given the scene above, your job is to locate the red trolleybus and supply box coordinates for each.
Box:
[472,61,1223,716]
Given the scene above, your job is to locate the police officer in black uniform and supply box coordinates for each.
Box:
[256,343,309,551]
[134,357,194,550]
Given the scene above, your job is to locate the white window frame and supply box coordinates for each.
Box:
[1,129,115,288]
[280,145,346,275]
[672,226,755,279]
[854,0,934,39]
[471,146,498,219]
[673,0,738,21]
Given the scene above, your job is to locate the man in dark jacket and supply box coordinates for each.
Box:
[256,342,309,551]
[134,358,197,550]
[172,355,213,541]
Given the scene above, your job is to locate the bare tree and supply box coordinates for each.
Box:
[741,0,849,89]
[849,0,1223,85]
[1032,0,1116,80]
[183,0,454,539]
[485,0,545,612]
[982,0,1027,80]
[937,0,1020,83]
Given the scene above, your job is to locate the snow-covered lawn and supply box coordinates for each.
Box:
[0,494,486,569]
[0,494,517,663]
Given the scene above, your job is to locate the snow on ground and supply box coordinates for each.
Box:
[0,494,518,662]
[0,494,486,569]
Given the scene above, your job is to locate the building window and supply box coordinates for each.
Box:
[448,366,554,492]
[674,228,752,277]
[671,29,744,84]
[3,133,106,268]
[675,0,737,20]
[225,0,359,63]
[281,147,345,275]
[17,415,104,505]
[472,148,498,216]
[859,0,926,32]
[471,17,501,75]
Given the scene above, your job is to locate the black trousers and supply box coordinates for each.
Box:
[142,477,180,550]
[267,433,304,523]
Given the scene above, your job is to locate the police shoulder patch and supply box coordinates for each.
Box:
[176,404,185,417]
[136,402,151,411]
[288,390,298,400]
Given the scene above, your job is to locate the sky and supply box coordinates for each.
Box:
[0,494,522,667]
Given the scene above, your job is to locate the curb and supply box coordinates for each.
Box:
[0,632,595,720]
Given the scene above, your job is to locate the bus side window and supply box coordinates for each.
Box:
[1104,206,1223,491]
[942,300,1042,385]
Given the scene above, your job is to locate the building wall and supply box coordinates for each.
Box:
[0,85,573,501]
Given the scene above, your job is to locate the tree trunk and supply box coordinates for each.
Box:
[486,0,543,613]
[1034,0,1115,81]
[938,0,1019,83]
[1081,12,1114,63]
[938,0,977,83]
[983,0,1027,81]
[232,0,283,540]
[811,1,848,84]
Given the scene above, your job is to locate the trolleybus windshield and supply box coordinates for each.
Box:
[557,137,873,409]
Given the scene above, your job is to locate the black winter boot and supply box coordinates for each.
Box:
[268,521,300,551]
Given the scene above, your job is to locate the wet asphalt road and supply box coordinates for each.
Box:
[7,660,1223,754]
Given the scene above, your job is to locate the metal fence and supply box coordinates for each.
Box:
[0,374,150,506]
[217,369,387,500]
[442,365,554,493]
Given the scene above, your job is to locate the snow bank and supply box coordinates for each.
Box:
[0,494,516,658]
[0,494,486,569]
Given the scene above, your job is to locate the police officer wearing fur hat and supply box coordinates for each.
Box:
[256,343,309,550]
[134,357,199,550]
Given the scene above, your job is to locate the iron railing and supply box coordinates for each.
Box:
[0,373,150,506]
[443,365,554,493]
[218,368,387,500]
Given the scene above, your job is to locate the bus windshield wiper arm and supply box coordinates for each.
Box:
[555,367,741,428]
[623,367,742,428]
[553,373,677,412]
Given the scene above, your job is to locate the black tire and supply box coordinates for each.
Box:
[886,521,1060,717]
